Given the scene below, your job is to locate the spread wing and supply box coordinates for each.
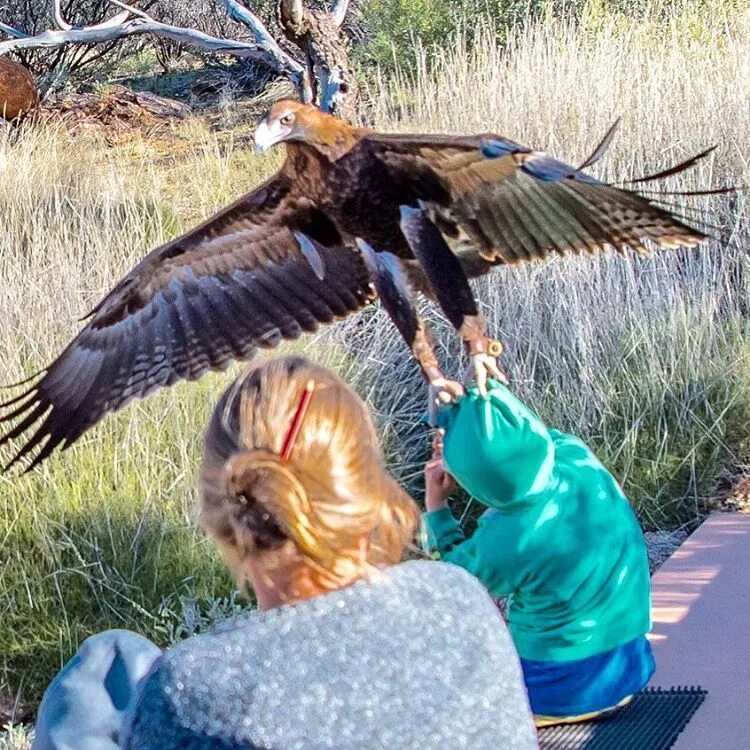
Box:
[0,174,373,471]
[365,131,713,266]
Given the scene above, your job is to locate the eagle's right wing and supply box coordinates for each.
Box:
[1,172,373,471]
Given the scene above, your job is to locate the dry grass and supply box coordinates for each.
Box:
[0,724,30,750]
[1,0,749,730]
[359,0,750,525]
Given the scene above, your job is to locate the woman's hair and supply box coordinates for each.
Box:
[200,356,419,590]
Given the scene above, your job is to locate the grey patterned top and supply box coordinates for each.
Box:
[123,560,538,749]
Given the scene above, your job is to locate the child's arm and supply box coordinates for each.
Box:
[422,432,517,598]
[422,507,517,598]
[423,430,465,552]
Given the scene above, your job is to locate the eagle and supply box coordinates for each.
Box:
[1,100,718,471]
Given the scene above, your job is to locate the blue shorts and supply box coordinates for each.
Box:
[520,635,655,717]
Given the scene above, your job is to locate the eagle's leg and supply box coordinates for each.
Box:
[356,240,463,408]
[399,204,504,396]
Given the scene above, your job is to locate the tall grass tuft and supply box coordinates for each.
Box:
[0,0,749,722]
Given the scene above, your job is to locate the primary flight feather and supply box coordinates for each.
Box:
[1,100,717,471]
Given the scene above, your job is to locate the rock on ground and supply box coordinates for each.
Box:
[645,528,690,573]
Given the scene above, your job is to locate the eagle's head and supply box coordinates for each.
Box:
[254,100,362,159]
[254,100,324,152]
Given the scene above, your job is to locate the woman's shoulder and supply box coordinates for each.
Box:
[392,558,488,587]
[388,560,503,613]
[126,561,529,749]
[124,614,265,748]
[157,609,261,676]
[152,562,498,670]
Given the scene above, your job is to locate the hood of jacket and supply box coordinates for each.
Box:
[437,381,555,512]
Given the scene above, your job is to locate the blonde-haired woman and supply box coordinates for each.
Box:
[34,356,537,750]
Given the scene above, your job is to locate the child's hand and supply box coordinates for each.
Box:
[425,430,456,512]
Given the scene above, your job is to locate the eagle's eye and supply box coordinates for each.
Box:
[280,113,295,126]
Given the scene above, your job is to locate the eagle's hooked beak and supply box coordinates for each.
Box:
[254,120,283,154]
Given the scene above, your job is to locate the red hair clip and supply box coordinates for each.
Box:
[280,380,315,461]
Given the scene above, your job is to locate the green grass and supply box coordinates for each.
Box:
[0,381,229,702]
[1,0,750,723]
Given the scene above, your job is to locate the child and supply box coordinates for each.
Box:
[423,379,655,726]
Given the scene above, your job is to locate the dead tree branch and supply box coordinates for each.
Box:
[0,22,27,39]
[218,0,312,100]
[0,1,357,117]
[52,0,73,31]
[0,5,304,79]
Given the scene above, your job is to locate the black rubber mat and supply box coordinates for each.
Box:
[537,686,707,750]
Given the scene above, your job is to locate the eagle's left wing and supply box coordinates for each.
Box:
[365,131,713,266]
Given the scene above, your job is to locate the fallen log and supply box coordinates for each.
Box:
[0,57,38,121]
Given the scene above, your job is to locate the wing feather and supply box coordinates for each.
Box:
[1,174,373,470]
[364,132,712,267]
[492,189,540,260]
[277,268,337,326]
[246,272,305,342]
[284,264,340,323]
[509,179,588,254]
[499,184,552,254]
[163,291,195,382]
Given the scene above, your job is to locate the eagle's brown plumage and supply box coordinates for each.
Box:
[1,100,717,470]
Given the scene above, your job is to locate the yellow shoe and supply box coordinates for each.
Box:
[534,694,634,728]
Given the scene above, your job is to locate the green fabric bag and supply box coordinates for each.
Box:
[423,381,652,663]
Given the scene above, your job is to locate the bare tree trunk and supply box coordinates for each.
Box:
[278,0,357,120]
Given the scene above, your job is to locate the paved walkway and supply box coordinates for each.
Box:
[648,513,750,749]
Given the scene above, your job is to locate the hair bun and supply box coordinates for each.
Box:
[224,450,294,551]
[200,356,419,588]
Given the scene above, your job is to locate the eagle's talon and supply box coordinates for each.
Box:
[470,352,507,397]
[429,377,464,403]
[427,376,465,425]
[464,336,507,396]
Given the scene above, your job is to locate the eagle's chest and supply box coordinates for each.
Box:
[321,159,414,255]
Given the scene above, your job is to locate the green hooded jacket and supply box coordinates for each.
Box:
[422,381,651,663]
